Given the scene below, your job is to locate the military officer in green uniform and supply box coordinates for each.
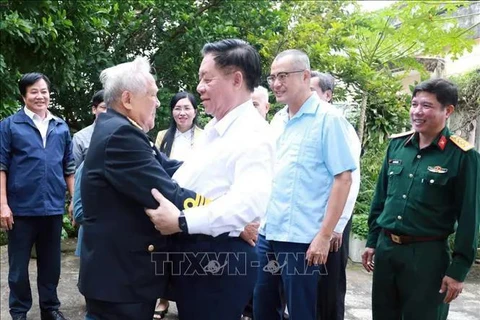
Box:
[362,78,480,320]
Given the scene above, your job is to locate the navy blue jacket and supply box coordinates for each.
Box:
[78,108,203,303]
[0,108,74,216]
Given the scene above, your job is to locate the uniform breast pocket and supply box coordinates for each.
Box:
[418,173,451,206]
[386,165,403,196]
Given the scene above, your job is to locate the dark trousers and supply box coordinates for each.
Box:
[254,235,321,320]
[171,234,257,320]
[372,232,450,320]
[85,298,156,320]
[316,218,351,320]
[8,215,63,316]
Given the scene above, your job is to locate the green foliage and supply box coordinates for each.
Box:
[351,214,369,240]
[62,213,76,240]
[0,230,7,246]
[451,70,480,113]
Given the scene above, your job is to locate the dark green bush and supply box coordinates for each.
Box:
[0,230,7,246]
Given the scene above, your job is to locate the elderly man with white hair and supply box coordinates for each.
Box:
[78,57,207,320]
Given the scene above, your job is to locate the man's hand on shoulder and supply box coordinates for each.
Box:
[145,188,181,235]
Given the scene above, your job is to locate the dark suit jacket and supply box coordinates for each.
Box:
[78,108,200,303]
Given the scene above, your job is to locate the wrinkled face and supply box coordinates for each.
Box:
[197,53,235,118]
[127,75,159,132]
[172,97,196,132]
[269,56,307,105]
[23,79,50,116]
[251,90,269,119]
[310,77,331,102]
[410,91,453,138]
[92,102,107,120]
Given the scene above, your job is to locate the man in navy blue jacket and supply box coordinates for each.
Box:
[78,56,208,320]
[0,73,74,320]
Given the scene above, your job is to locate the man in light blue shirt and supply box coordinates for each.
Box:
[254,50,357,320]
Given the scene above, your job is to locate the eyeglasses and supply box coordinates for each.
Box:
[267,70,305,86]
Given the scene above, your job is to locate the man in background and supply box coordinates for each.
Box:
[252,85,270,119]
[310,70,361,320]
[1,73,73,320]
[72,90,107,168]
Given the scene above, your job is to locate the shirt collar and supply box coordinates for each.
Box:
[406,126,451,151]
[127,117,143,131]
[206,100,252,137]
[23,106,54,122]
[288,93,322,119]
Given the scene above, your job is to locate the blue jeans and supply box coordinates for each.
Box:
[254,234,321,320]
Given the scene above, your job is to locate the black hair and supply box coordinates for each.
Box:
[412,78,458,108]
[19,72,51,97]
[159,91,198,157]
[91,89,105,108]
[310,71,335,93]
[201,39,261,92]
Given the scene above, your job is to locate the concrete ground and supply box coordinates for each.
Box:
[1,240,479,320]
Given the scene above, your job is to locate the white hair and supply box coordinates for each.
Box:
[253,85,269,102]
[100,56,153,107]
[274,49,310,70]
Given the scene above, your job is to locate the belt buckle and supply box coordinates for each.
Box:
[391,234,402,244]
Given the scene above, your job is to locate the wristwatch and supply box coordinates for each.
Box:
[178,211,189,233]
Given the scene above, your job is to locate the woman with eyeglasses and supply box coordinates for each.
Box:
[153,91,203,319]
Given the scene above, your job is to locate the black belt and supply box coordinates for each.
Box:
[383,229,447,245]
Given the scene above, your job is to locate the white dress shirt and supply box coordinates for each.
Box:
[24,107,55,148]
[171,128,195,161]
[173,100,275,237]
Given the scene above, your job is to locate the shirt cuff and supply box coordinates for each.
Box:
[445,259,470,282]
[0,163,8,171]
[184,206,211,236]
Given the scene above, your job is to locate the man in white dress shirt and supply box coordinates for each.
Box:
[145,39,275,320]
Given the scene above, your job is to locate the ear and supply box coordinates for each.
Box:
[445,105,454,118]
[266,102,270,113]
[91,106,96,114]
[326,90,333,103]
[233,70,243,89]
[121,91,133,110]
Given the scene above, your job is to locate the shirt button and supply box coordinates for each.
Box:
[409,173,413,178]
[397,215,403,220]
[417,155,422,159]
[430,179,435,184]
[148,245,155,252]
[389,171,394,175]
[402,194,407,199]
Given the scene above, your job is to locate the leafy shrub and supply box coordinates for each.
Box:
[0,230,7,246]
[351,214,369,240]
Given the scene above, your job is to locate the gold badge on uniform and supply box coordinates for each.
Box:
[427,166,448,174]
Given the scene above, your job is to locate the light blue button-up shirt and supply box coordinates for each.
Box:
[261,93,357,244]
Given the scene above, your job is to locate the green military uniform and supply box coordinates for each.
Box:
[367,126,480,320]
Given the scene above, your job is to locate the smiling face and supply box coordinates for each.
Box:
[23,79,50,117]
[269,55,309,106]
[197,53,236,119]
[410,91,453,139]
[172,97,196,132]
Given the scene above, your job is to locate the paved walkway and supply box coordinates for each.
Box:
[1,240,479,320]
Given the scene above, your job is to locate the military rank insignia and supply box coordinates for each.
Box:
[427,166,448,174]
[184,194,212,209]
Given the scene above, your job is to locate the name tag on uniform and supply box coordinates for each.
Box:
[388,159,402,165]
[427,166,448,174]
